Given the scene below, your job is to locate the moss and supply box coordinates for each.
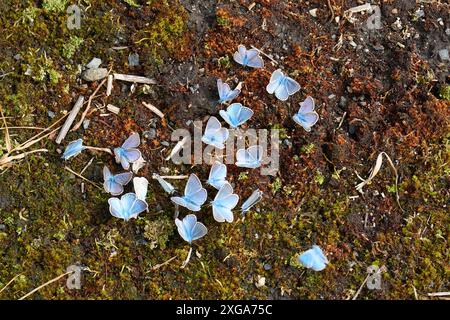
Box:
[62,36,84,59]
[143,215,174,250]
[438,84,450,101]
[42,0,68,13]
[217,55,231,69]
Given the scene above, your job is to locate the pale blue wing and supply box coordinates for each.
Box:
[204,116,222,135]
[208,162,227,190]
[62,139,85,160]
[246,52,264,68]
[266,69,284,94]
[293,112,319,132]
[123,149,141,163]
[133,177,148,201]
[108,197,124,219]
[120,192,136,210]
[129,198,148,218]
[122,132,140,149]
[238,44,247,56]
[217,79,239,103]
[284,76,300,95]
[225,89,240,102]
[214,182,233,201]
[105,180,124,196]
[219,109,235,127]
[153,174,175,194]
[235,148,252,167]
[274,83,289,101]
[114,172,133,185]
[171,196,189,209]
[233,45,246,65]
[236,145,262,168]
[119,156,130,170]
[312,245,328,263]
[219,194,239,210]
[185,174,203,197]
[234,104,253,127]
[202,127,229,149]
[299,96,315,113]
[241,189,263,213]
[103,166,113,181]
[114,147,123,164]
[248,145,263,163]
[190,221,208,241]
[186,188,207,209]
[298,247,328,271]
[212,205,234,223]
[175,217,192,243]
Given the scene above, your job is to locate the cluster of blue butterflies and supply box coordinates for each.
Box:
[60,44,328,271]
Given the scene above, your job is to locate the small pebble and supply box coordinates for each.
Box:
[86,57,102,69]
[82,119,90,130]
[47,110,55,118]
[161,141,170,147]
[438,49,449,61]
[263,263,272,271]
[82,68,108,82]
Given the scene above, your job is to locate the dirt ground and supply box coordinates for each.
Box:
[0,0,448,299]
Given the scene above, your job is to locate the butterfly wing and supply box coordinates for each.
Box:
[213,205,234,223]
[293,112,319,132]
[114,147,123,164]
[123,149,142,163]
[114,172,133,186]
[184,174,207,210]
[312,245,329,264]
[129,198,148,219]
[298,247,328,271]
[190,220,208,241]
[274,82,289,101]
[212,183,238,223]
[284,76,300,95]
[245,49,264,68]
[108,197,124,219]
[299,96,315,113]
[241,189,263,213]
[246,145,263,168]
[122,133,140,149]
[235,105,253,127]
[175,217,192,243]
[219,109,234,127]
[217,79,230,102]
[235,148,251,167]
[233,45,247,65]
[171,196,189,209]
[153,174,175,194]
[133,177,148,201]
[208,162,227,190]
[266,69,284,94]
[105,180,124,196]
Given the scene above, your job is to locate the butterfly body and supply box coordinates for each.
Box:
[266,69,300,101]
[219,103,254,128]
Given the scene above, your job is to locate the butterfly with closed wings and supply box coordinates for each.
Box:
[103,166,133,196]
[211,182,239,223]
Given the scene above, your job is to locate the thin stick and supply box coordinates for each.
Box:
[114,73,157,85]
[0,126,46,130]
[18,271,73,300]
[84,146,112,155]
[151,255,178,271]
[250,45,278,65]
[158,175,189,179]
[64,166,102,190]
[327,0,335,22]
[352,273,370,300]
[80,157,94,175]
[106,74,113,96]
[56,96,85,144]
[427,292,450,297]
[72,78,107,132]
[0,149,48,167]
[15,126,61,152]
[0,106,11,152]
[142,102,164,118]
[0,273,22,295]
[181,247,193,269]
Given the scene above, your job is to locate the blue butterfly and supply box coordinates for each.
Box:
[217,79,240,104]
[233,45,264,68]
[103,166,133,196]
[266,69,300,101]
[62,139,85,160]
[293,96,319,132]
[171,174,207,212]
[236,145,263,168]
[211,183,239,223]
[201,116,229,150]
[108,192,148,221]
[241,189,263,214]
[152,173,175,194]
[175,214,208,244]
[298,245,329,271]
[219,103,254,128]
[114,133,142,170]
[207,161,227,190]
